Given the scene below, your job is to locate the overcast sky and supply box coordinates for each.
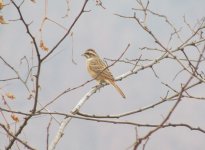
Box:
[0,0,205,150]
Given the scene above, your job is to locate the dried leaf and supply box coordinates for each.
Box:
[0,16,8,24]
[0,0,3,9]
[6,92,15,100]
[40,40,49,51]
[11,114,19,122]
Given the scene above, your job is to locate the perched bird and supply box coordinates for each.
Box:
[82,49,126,99]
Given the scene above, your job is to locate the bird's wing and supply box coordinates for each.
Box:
[89,58,114,80]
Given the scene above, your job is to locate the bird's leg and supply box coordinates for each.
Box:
[92,81,104,91]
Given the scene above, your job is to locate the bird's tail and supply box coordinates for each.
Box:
[108,80,126,99]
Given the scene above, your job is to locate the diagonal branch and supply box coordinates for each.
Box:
[41,0,89,62]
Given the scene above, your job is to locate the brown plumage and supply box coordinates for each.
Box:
[82,49,126,99]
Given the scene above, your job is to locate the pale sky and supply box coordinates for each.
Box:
[0,0,205,150]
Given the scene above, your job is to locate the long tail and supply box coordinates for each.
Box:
[108,80,126,99]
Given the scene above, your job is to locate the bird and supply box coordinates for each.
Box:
[82,49,126,99]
